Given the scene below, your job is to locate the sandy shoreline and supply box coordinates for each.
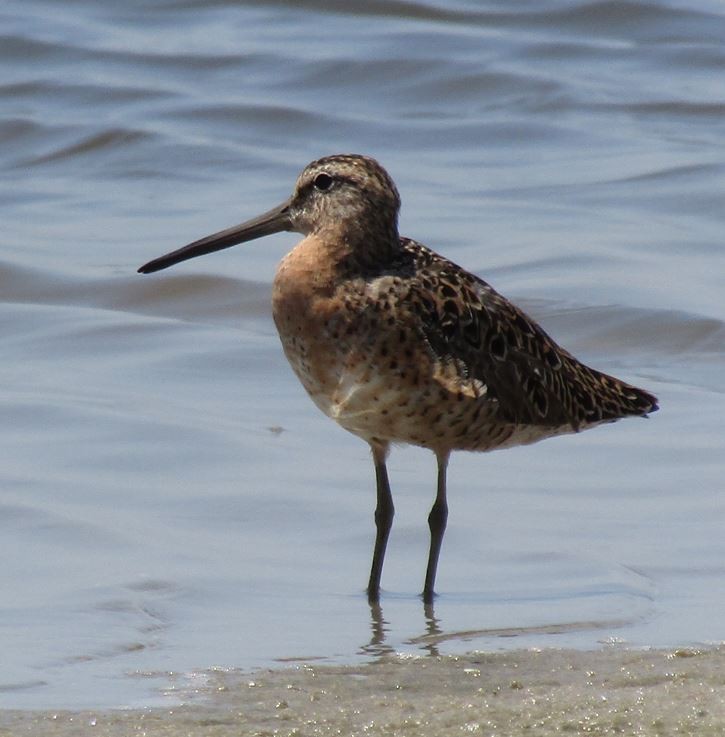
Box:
[2,646,724,736]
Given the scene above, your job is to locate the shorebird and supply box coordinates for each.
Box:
[139,154,658,604]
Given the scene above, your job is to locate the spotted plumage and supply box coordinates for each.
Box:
[139,153,658,603]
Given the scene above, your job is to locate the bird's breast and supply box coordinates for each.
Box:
[272,239,422,441]
[272,236,360,419]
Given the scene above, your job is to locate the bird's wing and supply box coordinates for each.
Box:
[398,239,655,428]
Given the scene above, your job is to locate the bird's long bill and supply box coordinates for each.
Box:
[137,199,293,274]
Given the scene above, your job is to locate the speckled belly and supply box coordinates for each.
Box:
[273,304,566,453]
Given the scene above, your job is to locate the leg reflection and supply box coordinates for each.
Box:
[361,599,395,657]
[361,598,446,659]
[422,601,442,657]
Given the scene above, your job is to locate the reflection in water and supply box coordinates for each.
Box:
[422,603,443,658]
[363,598,640,660]
[362,601,395,658]
[362,600,444,658]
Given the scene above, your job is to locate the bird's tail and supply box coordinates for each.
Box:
[574,363,659,425]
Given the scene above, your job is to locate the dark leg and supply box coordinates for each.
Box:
[423,451,449,604]
[367,442,394,603]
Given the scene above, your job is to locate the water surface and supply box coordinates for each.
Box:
[1,0,724,709]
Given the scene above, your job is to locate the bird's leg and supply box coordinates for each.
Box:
[367,442,393,603]
[423,451,449,604]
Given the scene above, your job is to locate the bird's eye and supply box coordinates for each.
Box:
[313,173,333,191]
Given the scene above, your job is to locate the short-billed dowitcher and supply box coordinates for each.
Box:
[139,154,658,604]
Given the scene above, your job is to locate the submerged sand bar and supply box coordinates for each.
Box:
[2,646,725,736]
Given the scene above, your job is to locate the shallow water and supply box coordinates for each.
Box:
[1,0,724,710]
[4,647,725,736]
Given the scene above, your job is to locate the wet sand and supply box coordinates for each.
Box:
[3,646,724,736]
